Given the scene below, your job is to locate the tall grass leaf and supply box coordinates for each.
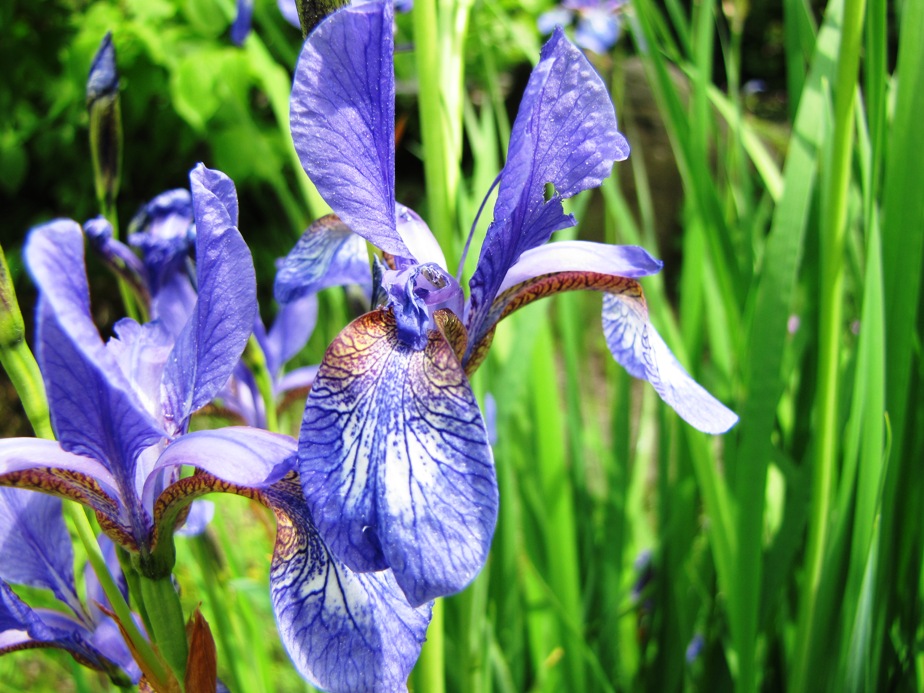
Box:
[876,0,924,684]
[731,0,842,689]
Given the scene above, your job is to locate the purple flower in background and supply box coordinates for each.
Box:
[0,488,139,685]
[284,0,736,607]
[686,632,705,664]
[231,0,255,45]
[0,164,430,690]
[538,0,627,54]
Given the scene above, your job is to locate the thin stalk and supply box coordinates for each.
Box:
[412,0,463,256]
[793,0,866,687]
[244,336,279,433]
[0,340,52,440]
[66,504,171,689]
[137,575,189,684]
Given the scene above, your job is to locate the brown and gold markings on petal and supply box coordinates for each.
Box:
[0,468,136,549]
[433,309,468,363]
[465,272,644,375]
[152,470,265,543]
[319,309,393,381]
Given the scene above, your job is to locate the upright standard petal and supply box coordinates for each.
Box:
[300,310,498,606]
[290,0,409,257]
[466,27,629,348]
[162,165,257,430]
[151,428,431,692]
[25,221,164,495]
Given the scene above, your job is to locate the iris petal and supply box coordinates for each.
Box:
[602,291,738,434]
[162,165,257,430]
[261,294,318,377]
[464,240,663,349]
[466,271,737,433]
[274,215,371,305]
[25,221,163,477]
[299,310,497,606]
[267,479,430,693]
[0,488,81,615]
[290,1,410,256]
[36,301,162,521]
[466,27,629,347]
[151,429,431,691]
[0,583,129,679]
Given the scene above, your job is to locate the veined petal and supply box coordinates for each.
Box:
[465,270,737,433]
[0,466,136,551]
[0,583,132,682]
[25,221,164,478]
[152,456,430,691]
[290,0,409,256]
[36,301,163,515]
[471,240,663,350]
[163,165,257,430]
[275,215,372,305]
[300,310,497,606]
[266,478,430,692]
[602,291,738,433]
[0,488,82,616]
[466,27,628,347]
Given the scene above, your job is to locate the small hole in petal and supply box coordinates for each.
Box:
[544,181,558,202]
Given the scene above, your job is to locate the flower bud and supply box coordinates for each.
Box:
[87,32,122,215]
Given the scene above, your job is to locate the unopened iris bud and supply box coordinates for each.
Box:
[87,32,122,216]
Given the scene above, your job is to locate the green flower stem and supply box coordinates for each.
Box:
[66,504,172,689]
[0,340,53,440]
[245,335,279,433]
[415,598,445,693]
[413,0,467,257]
[137,573,189,686]
[793,0,866,688]
[0,244,53,440]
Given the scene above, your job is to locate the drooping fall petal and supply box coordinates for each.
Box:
[151,427,431,691]
[299,310,497,606]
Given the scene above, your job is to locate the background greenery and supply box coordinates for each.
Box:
[1,0,920,690]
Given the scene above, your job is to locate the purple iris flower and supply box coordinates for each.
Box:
[284,0,736,607]
[0,164,429,689]
[538,0,627,54]
[0,488,139,685]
